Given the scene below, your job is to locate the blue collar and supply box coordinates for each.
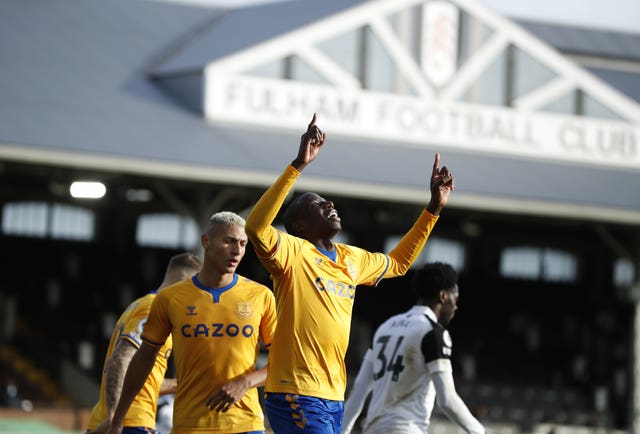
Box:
[316,245,337,262]
[191,273,238,303]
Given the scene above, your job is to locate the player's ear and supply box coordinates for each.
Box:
[200,233,209,249]
[438,289,448,303]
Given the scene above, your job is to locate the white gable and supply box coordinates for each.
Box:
[203,0,640,170]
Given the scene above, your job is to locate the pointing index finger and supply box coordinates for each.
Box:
[308,113,317,130]
[432,152,440,177]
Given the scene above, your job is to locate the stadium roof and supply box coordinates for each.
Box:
[1,0,639,224]
[150,0,364,76]
[517,19,640,62]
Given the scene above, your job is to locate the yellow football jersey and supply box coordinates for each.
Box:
[246,165,439,401]
[142,274,277,434]
[88,292,172,430]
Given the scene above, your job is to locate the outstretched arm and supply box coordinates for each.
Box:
[245,114,326,254]
[385,153,454,277]
[291,113,326,172]
[425,152,455,216]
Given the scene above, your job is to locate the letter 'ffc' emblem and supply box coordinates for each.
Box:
[236,302,252,318]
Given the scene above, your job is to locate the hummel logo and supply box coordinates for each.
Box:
[186,305,197,316]
[315,257,323,265]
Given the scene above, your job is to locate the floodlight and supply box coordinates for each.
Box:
[69,181,106,199]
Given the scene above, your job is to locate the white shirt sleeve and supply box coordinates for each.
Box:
[342,349,374,434]
[427,360,485,434]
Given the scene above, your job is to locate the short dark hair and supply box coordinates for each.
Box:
[167,252,201,274]
[411,262,458,301]
[283,193,314,235]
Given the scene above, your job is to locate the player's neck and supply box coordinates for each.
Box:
[311,238,335,251]
[157,279,173,291]
[197,268,235,289]
[429,303,442,320]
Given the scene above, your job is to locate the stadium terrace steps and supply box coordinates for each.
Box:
[0,345,71,406]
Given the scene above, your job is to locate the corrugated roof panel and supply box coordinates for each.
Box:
[0,0,216,150]
[149,0,364,76]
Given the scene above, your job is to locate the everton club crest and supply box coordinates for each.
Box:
[236,301,252,319]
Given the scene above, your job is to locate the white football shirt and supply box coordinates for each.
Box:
[359,306,451,434]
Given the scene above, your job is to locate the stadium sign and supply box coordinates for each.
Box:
[205,73,639,169]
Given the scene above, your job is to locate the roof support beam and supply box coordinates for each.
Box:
[294,46,361,89]
[514,77,575,111]
[451,0,640,121]
[369,17,434,98]
[439,33,509,101]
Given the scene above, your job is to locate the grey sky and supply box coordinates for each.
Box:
[150,0,640,34]
[480,0,640,34]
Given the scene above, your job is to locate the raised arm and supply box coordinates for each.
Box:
[385,153,455,277]
[245,114,326,254]
[291,113,326,172]
[425,152,455,216]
